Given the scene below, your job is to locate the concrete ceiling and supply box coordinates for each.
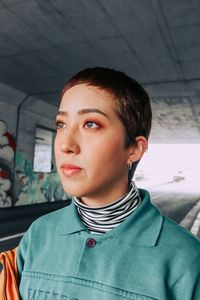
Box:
[0,0,200,143]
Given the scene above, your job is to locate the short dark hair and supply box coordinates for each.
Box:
[61,67,152,148]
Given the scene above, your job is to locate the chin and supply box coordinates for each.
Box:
[62,183,86,198]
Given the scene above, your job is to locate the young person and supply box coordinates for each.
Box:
[1,67,200,299]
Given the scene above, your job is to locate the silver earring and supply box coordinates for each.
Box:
[128,162,132,170]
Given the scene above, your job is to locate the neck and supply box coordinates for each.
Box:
[80,181,129,208]
[73,181,141,234]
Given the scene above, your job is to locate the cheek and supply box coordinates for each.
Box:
[86,137,126,164]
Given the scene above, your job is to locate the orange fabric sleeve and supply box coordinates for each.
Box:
[0,247,20,300]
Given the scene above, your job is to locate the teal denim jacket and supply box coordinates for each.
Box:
[17,190,200,300]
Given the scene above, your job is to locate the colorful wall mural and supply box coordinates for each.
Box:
[0,120,16,208]
[0,119,69,208]
[15,151,69,206]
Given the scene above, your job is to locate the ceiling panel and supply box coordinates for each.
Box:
[4,30,54,52]
[9,53,57,78]
[7,0,84,46]
[14,76,65,94]
[181,61,200,80]
[48,0,119,40]
[0,57,31,82]
[0,4,31,35]
[160,0,200,28]
[126,30,180,81]
[0,33,24,56]
[99,0,158,35]
[34,42,100,79]
[0,0,26,4]
[89,37,145,79]
[171,25,200,62]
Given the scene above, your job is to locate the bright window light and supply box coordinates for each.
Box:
[134,144,200,193]
[33,127,53,173]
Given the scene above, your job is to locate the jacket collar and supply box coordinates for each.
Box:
[59,202,88,235]
[114,189,163,246]
[58,189,163,247]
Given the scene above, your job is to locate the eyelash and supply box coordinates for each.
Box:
[55,120,101,130]
[83,121,100,129]
[55,121,65,130]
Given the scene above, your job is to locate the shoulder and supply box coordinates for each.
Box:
[20,202,73,244]
[162,215,199,246]
[139,189,200,252]
[138,188,200,255]
[34,203,71,224]
[17,202,75,274]
[159,214,200,261]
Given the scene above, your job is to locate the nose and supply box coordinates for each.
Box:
[57,128,80,154]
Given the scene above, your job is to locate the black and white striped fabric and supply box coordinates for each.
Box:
[73,181,141,234]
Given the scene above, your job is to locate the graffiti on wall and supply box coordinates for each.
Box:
[0,120,16,207]
[0,119,69,208]
[15,151,69,206]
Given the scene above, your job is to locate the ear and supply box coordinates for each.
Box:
[127,136,148,164]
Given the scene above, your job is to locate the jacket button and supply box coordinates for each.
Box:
[86,238,96,248]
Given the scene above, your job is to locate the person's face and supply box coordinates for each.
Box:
[54,84,137,206]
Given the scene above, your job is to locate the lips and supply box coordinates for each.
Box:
[60,163,82,176]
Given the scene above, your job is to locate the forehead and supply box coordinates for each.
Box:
[60,84,116,112]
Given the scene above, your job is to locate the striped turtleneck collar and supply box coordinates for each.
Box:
[73,181,141,234]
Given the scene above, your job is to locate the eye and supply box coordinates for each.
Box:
[55,120,65,130]
[84,121,100,129]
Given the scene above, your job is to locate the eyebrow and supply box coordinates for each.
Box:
[56,108,108,118]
